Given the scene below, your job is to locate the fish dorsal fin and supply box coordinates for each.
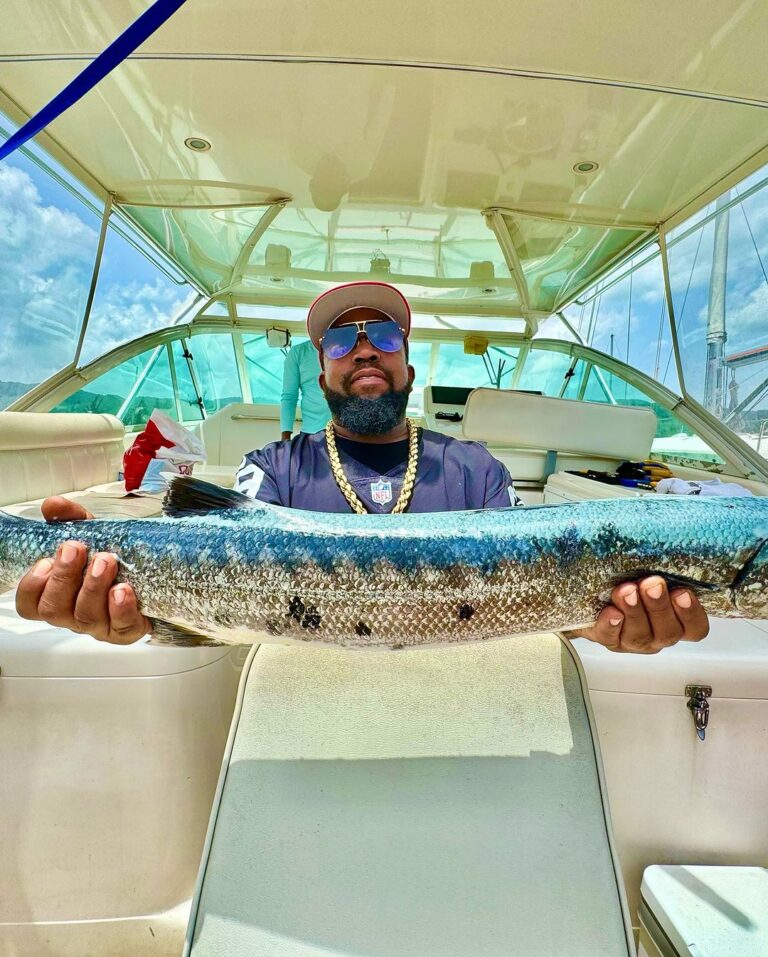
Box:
[149,618,226,646]
[162,475,269,518]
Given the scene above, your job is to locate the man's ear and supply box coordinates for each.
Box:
[319,371,326,392]
[407,365,416,387]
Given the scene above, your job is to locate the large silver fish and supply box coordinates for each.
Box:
[1,477,767,648]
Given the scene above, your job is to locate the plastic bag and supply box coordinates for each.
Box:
[123,409,206,492]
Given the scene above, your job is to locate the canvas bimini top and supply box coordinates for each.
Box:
[1,0,767,329]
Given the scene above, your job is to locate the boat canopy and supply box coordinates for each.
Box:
[2,0,768,324]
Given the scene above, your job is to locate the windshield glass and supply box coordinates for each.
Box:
[667,173,768,461]
[0,115,193,407]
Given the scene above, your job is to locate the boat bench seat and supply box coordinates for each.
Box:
[200,403,283,468]
[462,388,658,483]
[0,411,166,518]
[185,636,634,957]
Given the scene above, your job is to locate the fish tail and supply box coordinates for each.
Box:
[0,512,27,592]
[733,538,768,617]
[0,511,56,593]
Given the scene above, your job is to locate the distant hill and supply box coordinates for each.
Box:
[0,379,36,408]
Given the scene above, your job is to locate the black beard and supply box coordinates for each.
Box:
[324,386,411,436]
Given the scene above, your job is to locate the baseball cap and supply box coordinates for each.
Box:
[306,281,411,349]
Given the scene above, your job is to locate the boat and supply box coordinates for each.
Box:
[2,2,768,954]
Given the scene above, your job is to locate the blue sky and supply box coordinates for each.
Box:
[2,112,767,421]
[0,136,193,397]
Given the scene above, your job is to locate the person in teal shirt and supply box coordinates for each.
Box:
[280,338,331,440]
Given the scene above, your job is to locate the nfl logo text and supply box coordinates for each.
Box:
[370,479,393,505]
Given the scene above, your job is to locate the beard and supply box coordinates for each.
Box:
[324,372,412,436]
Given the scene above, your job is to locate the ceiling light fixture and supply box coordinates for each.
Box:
[573,160,599,174]
[185,136,212,152]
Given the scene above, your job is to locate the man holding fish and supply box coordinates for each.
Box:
[14,282,710,652]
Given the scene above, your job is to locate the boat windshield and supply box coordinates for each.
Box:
[2,110,768,472]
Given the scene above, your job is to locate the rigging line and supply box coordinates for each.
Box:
[662,225,705,385]
[625,269,633,365]
[0,0,189,163]
[734,186,768,287]
[577,301,586,338]
[585,283,602,345]
[653,297,667,381]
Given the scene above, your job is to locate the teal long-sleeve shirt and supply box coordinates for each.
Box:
[280,339,331,434]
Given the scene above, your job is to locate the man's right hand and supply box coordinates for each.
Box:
[15,496,150,644]
[281,430,292,441]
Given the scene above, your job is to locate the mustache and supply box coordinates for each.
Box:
[341,364,395,393]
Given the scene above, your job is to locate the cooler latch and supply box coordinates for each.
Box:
[685,685,712,742]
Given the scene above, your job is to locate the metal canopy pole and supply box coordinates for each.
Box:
[226,200,289,291]
[658,227,687,397]
[483,209,534,331]
[73,192,113,368]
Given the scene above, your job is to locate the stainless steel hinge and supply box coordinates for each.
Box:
[686,685,712,742]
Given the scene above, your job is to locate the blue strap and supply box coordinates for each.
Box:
[0,0,188,163]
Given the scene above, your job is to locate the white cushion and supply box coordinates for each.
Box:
[0,412,124,508]
[640,865,768,956]
[200,404,282,467]
[462,389,657,461]
[186,637,633,956]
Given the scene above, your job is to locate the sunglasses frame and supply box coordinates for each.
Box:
[320,317,405,359]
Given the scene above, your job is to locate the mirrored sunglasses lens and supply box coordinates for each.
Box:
[366,320,403,352]
[322,325,357,359]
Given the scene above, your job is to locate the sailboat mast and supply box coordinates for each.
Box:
[703,191,730,417]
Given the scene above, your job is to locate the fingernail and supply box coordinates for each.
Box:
[646,581,664,600]
[113,587,127,606]
[61,543,78,564]
[609,616,623,627]
[91,554,108,578]
[33,558,53,577]
[622,587,638,606]
[674,591,692,609]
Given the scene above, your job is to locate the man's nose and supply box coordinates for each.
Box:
[351,334,380,360]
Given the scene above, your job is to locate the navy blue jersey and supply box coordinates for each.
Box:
[235,428,522,512]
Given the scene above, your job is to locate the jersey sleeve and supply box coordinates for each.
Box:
[234,447,283,504]
[482,455,524,509]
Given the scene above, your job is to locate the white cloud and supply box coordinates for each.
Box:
[0,164,99,389]
[0,162,193,399]
[80,279,193,364]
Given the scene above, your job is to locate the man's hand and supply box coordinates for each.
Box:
[281,431,292,441]
[567,576,709,653]
[15,496,150,644]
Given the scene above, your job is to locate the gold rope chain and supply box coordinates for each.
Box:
[325,418,420,515]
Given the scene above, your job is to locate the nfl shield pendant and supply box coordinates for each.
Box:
[370,478,393,505]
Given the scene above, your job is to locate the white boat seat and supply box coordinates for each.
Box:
[639,865,768,956]
[185,635,634,956]
[462,389,657,483]
[200,403,283,467]
[0,411,125,508]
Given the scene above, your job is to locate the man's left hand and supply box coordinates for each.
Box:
[566,576,709,653]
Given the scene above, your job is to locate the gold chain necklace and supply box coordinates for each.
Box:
[325,419,419,514]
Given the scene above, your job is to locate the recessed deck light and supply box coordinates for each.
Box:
[185,136,212,152]
[573,160,599,174]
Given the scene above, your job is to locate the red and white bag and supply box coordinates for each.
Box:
[123,409,206,492]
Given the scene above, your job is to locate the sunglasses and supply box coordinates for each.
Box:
[320,318,405,360]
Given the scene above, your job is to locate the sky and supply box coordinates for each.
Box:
[0,143,193,399]
[558,166,768,414]
[1,117,767,422]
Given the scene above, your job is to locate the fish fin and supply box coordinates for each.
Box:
[604,570,720,598]
[162,476,268,518]
[148,618,227,647]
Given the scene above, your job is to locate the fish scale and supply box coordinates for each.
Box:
[1,478,767,648]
